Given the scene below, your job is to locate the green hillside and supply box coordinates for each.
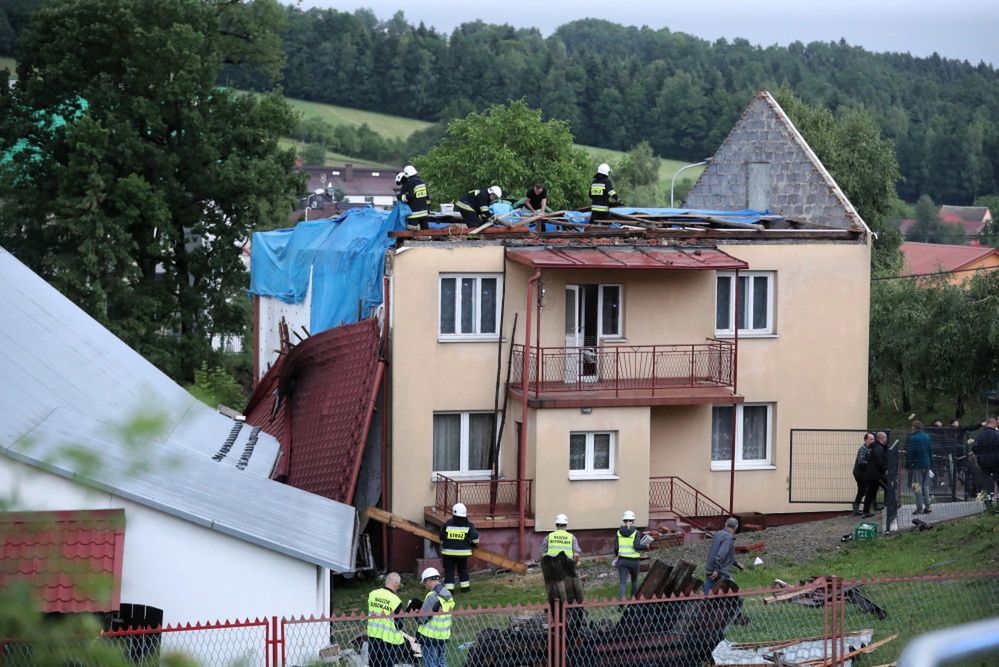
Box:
[581,144,705,199]
[283,95,431,141]
[0,57,16,73]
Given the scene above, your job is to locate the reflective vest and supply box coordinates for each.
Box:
[367,588,404,645]
[441,525,474,557]
[417,590,454,641]
[617,530,639,559]
[545,529,574,557]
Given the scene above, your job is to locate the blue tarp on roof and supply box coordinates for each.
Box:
[249,205,405,334]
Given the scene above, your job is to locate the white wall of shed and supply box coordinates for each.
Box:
[256,278,312,381]
[0,458,330,624]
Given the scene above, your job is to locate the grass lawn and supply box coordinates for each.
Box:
[332,513,999,615]
[282,96,432,141]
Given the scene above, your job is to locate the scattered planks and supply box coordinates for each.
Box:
[763,577,887,620]
[364,507,527,574]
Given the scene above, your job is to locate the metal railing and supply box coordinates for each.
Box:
[510,339,734,397]
[2,572,997,665]
[433,474,533,518]
[649,475,729,531]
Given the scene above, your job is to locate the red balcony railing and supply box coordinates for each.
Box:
[510,339,734,397]
[433,475,533,518]
[649,476,728,532]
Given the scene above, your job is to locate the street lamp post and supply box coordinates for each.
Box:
[303,188,325,221]
[670,157,712,208]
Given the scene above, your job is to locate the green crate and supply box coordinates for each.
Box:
[854,521,878,541]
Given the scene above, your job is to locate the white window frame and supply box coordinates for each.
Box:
[568,431,618,480]
[597,284,623,339]
[710,403,775,471]
[715,271,775,337]
[438,273,503,342]
[432,411,497,479]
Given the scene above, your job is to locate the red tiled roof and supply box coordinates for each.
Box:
[0,509,125,613]
[900,241,999,276]
[245,319,382,504]
[507,246,748,270]
[898,208,990,239]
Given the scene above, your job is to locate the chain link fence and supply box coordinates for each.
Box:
[2,572,997,665]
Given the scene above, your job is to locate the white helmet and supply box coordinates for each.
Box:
[555,513,568,526]
[421,567,441,581]
[487,185,502,200]
[452,502,467,517]
[403,165,418,178]
[622,510,636,522]
[394,172,404,185]
[597,163,611,175]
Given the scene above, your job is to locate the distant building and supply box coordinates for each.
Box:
[900,241,999,285]
[897,205,992,245]
[292,163,400,221]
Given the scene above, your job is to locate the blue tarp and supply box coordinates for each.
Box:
[249,205,405,334]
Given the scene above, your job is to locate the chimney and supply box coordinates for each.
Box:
[345,163,353,182]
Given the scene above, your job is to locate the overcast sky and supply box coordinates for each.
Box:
[306,0,998,66]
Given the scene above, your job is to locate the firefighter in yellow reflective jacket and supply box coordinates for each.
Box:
[613,509,649,599]
[416,567,454,667]
[540,513,581,562]
[589,163,619,223]
[367,572,404,667]
[456,186,501,226]
[439,502,479,592]
[399,165,430,229]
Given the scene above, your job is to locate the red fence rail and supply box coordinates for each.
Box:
[2,572,998,665]
[510,339,734,397]
[649,475,729,531]
[433,474,533,518]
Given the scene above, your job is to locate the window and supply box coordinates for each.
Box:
[569,431,617,479]
[599,285,622,337]
[715,271,774,336]
[433,411,496,476]
[439,274,502,340]
[711,404,773,469]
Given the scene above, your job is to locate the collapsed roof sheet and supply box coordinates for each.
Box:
[507,246,748,270]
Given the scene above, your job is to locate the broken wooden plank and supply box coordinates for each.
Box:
[364,507,528,574]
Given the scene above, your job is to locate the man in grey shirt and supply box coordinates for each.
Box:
[703,517,743,593]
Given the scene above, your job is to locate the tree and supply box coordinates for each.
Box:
[300,142,326,165]
[909,194,943,242]
[413,100,592,208]
[615,141,661,206]
[975,195,999,247]
[0,0,301,381]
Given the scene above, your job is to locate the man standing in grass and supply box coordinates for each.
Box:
[906,421,933,514]
[703,517,743,594]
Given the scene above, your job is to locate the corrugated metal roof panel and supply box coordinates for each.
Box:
[506,246,748,270]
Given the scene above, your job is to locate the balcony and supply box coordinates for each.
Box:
[424,475,534,529]
[509,340,741,408]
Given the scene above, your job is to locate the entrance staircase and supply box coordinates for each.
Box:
[648,476,729,544]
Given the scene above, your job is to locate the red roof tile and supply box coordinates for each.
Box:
[245,319,382,504]
[900,241,999,276]
[0,509,125,613]
[507,246,748,270]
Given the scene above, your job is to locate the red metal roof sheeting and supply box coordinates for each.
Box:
[901,241,999,276]
[245,318,382,505]
[0,509,125,613]
[507,246,748,270]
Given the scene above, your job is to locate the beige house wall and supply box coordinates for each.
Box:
[388,237,869,524]
[650,240,871,513]
[532,406,651,531]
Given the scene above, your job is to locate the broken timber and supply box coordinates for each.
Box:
[365,507,528,574]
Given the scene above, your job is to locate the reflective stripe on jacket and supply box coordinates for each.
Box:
[441,525,474,556]
[367,588,404,645]
[617,529,639,558]
[546,529,574,557]
[417,591,455,641]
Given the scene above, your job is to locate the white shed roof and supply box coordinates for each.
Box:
[0,248,356,572]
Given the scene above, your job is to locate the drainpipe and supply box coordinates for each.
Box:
[519,268,541,562]
[729,268,740,517]
[381,275,391,570]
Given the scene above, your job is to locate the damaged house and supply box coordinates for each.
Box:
[248,91,871,573]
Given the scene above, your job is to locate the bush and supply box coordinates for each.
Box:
[188,363,247,411]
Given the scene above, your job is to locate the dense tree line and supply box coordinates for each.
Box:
[217,9,999,206]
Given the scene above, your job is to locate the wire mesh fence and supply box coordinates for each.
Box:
[2,572,997,665]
